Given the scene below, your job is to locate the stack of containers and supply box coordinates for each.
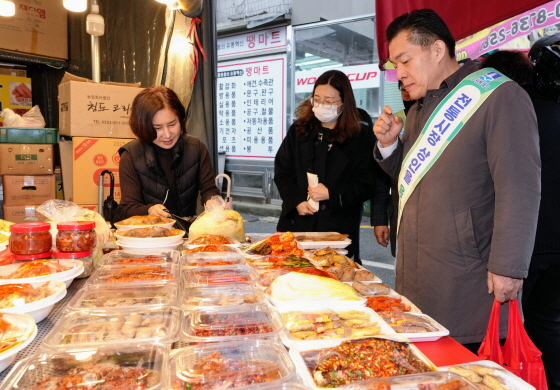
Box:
[173,238,298,389]
[0,126,59,223]
[0,249,185,389]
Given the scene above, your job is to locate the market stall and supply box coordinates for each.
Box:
[0,209,537,389]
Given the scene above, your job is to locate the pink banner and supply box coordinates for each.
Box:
[455,0,560,60]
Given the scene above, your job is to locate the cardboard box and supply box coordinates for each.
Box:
[78,204,99,212]
[58,73,142,138]
[59,137,133,205]
[0,1,67,60]
[0,65,26,77]
[2,174,56,206]
[0,75,32,126]
[2,204,47,223]
[0,144,53,175]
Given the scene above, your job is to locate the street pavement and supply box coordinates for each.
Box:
[241,213,396,289]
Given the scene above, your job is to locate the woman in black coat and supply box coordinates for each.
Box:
[274,70,376,259]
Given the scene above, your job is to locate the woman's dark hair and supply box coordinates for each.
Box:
[294,70,361,143]
[129,85,186,143]
[482,50,534,87]
[387,9,456,59]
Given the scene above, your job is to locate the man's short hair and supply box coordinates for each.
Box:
[386,9,456,59]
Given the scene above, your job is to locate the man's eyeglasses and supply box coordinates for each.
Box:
[309,97,342,110]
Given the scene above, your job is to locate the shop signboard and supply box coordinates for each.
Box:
[295,64,381,94]
[218,25,287,58]
[216,54,286,160]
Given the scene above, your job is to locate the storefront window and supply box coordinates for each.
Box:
[291,16,379,122]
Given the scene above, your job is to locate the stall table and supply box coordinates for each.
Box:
[0,277,482,384]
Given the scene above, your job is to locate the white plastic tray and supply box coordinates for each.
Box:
[379,312,449,342]
[278,306,396,348]
[265,291,366,312]
[0,313,37,373]
[0,281,67,323]
[0,260,84,288]
[439,360,536,390]
[289,335,436,390]
[295,232,352,249]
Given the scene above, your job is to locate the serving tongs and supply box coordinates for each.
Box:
[162,209,197,232]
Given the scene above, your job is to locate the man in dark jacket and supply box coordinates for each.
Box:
[373,9,540,348]
[483,43,560,389]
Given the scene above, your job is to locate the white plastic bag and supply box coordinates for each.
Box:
[0,105,46,128]
[37,200,111,270]
[188,196,245,242]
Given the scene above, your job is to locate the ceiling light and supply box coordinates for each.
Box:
[0,0,15,17]
[63,0,87,12]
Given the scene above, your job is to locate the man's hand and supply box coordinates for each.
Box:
[148,204,171,217]
[374,106,403,148]
[487,271,523,303]
[308,183,329,202]
[296,201,317,215]
[374,226,389,247]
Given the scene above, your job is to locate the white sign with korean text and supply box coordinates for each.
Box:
[217,25,287,58]
[216,54,286,160]
[295,64,381,94]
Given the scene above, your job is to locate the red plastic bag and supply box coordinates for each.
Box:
[478,299,548,390]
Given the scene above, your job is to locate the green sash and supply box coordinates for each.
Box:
[397,68,511,235]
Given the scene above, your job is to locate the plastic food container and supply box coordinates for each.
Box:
[87,263,179,285]
[168,339,295,390]
[182,283,266,311]
[341,372,480,390]
[182,304,285,343]
[182,244,241,254]
[0,313,37,373]
[114,227,185,246]
[0,259,84,288]
[42,307,181,348]
[0,343,167,390]
[289,335,437,390]
[66,281,180,311]
[52,251,93,279]
[182,252,245,268]
[182,264,260,287]
[0,280,67,323]
[9,222,52,256]
[116,241,181,254]
[98,249,180,267]
[56,221,97,252]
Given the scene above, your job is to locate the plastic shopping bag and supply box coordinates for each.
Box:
[478,299,548,390]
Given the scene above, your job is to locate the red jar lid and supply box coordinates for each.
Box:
[52,250,92,258]
[13,251,53,261]
[10,222,51,233]
[57,221,96,230]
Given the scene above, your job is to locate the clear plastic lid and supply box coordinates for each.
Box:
[87,263,179,285]
[1,343,167,390]
[182,252,245,268]
[66,281,180,311]
[42,307,181,348]
[182,244,240,254]
[182,283,266,311]
[245,255,316,271]
[0,313,36,355]
[182,264,260,287]
[185,234,240,245]
[97,249,181,267]
[182,304,285,343]
[341,372,480,390]
[168,339,295,390]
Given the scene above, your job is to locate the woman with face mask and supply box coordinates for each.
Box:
[274,70,377,260]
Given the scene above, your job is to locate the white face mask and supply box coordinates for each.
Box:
[313,103,342,123]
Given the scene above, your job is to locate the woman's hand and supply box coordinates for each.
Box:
[308,183,329,202]
[148,204,171,217]
[374,226,389,247]
[296,201,317,215]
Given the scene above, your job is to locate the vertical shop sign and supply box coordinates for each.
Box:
[217,54,286,159]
